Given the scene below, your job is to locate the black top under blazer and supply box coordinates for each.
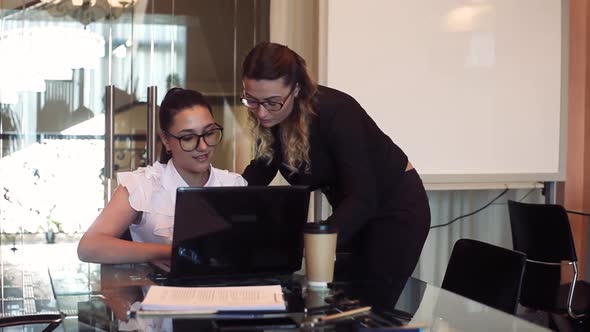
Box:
[242,86,409,244]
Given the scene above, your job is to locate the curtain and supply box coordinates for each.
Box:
[416,188,544,285]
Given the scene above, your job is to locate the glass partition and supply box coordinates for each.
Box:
[0,1,116,244]
[0,0,268,245]
[0,1,268,318]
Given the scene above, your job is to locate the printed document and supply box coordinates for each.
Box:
[141,284,286,311]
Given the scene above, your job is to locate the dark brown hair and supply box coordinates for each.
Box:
[242,42,317,173]
[158,88,213,163]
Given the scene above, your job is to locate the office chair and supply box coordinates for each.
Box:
[508,200,590,319]
[441,238,526,315]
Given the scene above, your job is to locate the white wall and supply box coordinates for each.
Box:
[322,0,566,185]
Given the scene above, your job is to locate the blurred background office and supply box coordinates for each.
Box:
[0,0,266,242]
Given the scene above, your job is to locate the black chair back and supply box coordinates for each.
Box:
[507,200,588,316]
[441,238,526,315]
[508,200,577,263]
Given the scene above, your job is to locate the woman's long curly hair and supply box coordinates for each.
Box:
[242,42,317,174]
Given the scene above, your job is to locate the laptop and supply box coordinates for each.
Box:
[152,186,310,286]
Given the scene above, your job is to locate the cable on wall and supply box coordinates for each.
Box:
[430,188,510,229]
[566,210,590,217]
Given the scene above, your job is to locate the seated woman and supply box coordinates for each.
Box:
[77,88,247,264]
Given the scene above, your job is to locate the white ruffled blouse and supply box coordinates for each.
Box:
[117,160,247,244]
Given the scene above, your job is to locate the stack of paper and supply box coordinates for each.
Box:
[141,284,286,312]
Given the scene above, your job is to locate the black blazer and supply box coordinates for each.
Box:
[243,86,408,243]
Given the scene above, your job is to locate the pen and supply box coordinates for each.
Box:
[128,309,217,318]
[300,306,372,328]
[318,306,372,322]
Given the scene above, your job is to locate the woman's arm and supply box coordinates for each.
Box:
[242,157,279,185]
[322,99,380,243]
[77,186,171,264]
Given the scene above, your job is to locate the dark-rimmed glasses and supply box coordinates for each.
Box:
[240,87,295,112]
[165,125,223,151]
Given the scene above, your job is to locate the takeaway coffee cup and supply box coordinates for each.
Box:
[303,222,338,288]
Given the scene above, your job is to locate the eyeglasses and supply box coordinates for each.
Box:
[240,87,295,112]
[165,126,223,152]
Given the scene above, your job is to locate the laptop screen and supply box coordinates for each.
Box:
[170,186,311,279]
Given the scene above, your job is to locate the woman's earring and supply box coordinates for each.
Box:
[166,150,172,155]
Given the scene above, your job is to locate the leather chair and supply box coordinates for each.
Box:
[441,238,526,315]
[508,200,590,319]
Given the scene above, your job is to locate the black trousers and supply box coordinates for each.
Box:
[335,169,431,303]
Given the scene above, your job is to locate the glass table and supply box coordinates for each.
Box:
[0,243,550,331]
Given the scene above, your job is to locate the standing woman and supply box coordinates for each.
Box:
[241,42,430,293]
[78,88,247,264]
